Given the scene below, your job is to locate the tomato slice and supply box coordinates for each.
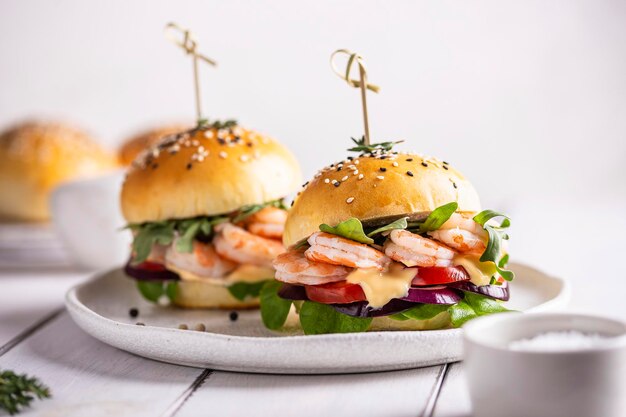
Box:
[305,281,367,304]
[411,266,470,286]
[134,261,167,272]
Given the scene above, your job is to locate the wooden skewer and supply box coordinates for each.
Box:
[164,23,217,122]
[330,49,380,146]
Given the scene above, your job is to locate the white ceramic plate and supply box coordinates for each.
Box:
[66,263,569,374]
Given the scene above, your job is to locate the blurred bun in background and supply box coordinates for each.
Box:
[118,124,189,166]
[0,120,118,221]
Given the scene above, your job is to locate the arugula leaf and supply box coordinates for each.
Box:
[299,302,372,335]
[132,222,175,264]
[463,292,511,316]
[260,281,293,330]
[228,280,269,301]
[367,217,408,237]
[232,199,287,223]
[447,300,478,328]
[174,217,228,253]
[473,210,515,281]
[416,202,458,233]
[319,218,374,244]
[347,136,404,153]
[401,304,449,321]
[136,281,178,303]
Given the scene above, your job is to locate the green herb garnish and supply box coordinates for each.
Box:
[232,199,287,223]
[319,218,374,244]
[227,280,270,301]
[367,217,408,237]
[196,118,238,130]
[347,136,404,153]
[414,202,458,233]
[0,370,51,415]
[473,210,515,281]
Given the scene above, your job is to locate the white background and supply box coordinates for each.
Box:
[1,0,625,315]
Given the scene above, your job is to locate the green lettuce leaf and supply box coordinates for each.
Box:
[299,302,372,335]
[174,217,228,253]
[400,303,449,321]
[319,218,374,244]
[447,300,478,328]
[131,222,176,264]
[463,292,510,316]
[367,217,408,237]
[260,281,292,330]
[227,280,270,301]
[136,281,178,303]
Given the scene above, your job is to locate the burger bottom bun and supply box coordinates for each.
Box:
[172,280,260,309]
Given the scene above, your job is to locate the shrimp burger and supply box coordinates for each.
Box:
[121,120,301,309]
[261,141,514,334]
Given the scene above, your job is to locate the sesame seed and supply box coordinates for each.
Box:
[302,181,309,187]
[347,156,353,160]
[334,182,340,188]
[353,170,359,176]
[186,163,192,170]
[406,171,414,177]
[191,140,199,146]
[358,174,364,180]
[453,182,457,189]
[324,178,330,184]
[240,154,249,162]
[376,175,385,180]
[346,197,355,204]
[443,165,449,170]
[421,162,428,167]
[247,142,253,147]
[341,175,348,182]
[331,179,338,185]
[354,160,360,165]
[443,161,449,165]
[392,162,399,167]
[204,131,214,138]
[380,167,387,172]
[406,158,413,162]
[337,167,342,171]
[219,151,227,159]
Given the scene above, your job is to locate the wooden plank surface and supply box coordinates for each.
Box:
[177,366,443,417]
[0,272,85,345]
[432,363,471,417]
[0,312,202,417]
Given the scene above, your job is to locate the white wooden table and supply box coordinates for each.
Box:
[1,199,624,417]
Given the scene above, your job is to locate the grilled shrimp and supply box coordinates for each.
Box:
[305,232,390,270]
[428,213,487,253]
[165,240,237,278]
[384,229,456,267]
[214,223,285,267]
[245,207,287,239]
[273,249,350,285]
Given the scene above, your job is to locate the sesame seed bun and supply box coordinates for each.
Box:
[118,124,190,166]
[121,125,302,224]
[173,280,260,309]
[0,121,118,221]
[283,152,481,247]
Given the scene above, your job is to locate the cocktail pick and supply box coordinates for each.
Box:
[165,22,217,123]
[330,49,380,146]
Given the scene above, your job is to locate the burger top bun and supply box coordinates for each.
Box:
[118,124,189,166]
[0,121,118,221]
[283,150,481,247]
[121,123,302,224]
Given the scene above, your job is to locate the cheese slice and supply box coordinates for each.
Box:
[347,263,415,308]
[453,255,496,286]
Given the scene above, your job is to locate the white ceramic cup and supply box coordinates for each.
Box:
[50,170,131,270]
[464,312,626,417]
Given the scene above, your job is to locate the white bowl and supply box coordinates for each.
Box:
[50,170,131,270]
[464,312,626,417]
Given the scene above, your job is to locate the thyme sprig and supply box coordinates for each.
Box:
[0,370,51,415]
